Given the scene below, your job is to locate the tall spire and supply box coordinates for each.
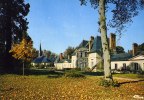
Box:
[39,42,42,56]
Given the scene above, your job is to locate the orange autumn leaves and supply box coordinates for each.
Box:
[10,37,34,62]
[0,75,144,100]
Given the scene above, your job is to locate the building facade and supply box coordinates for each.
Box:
[54,33,144,72]
[111,54,144,72]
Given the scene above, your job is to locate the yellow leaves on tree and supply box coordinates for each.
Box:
[10,37,34,62]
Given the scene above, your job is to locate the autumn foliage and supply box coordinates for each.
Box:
[10,36,34,62]
[0,75,144,100]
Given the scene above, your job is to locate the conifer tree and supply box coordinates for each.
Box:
[0,0,30,69]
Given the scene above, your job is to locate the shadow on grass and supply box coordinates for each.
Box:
[24,69,64,76]
[0,68,64,77]
[119,79,144,86]
[82,71,104,76]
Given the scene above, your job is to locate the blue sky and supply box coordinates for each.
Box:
[26,0,144,54]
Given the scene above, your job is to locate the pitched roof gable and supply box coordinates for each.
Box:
[129,54,144,61]
[32,56,52,63]
[91,36,102,52]
[77,40,88,48]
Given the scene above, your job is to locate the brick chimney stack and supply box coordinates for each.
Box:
[59,53,63,60]
[109,33,116,52]
[132,43,138,56]
[89,36,94,51]
[128,50,132,54]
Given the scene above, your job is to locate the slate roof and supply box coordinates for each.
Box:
[58,59,71,63]
[90,36,102,53]
[32,56,52,63]
[54,56,71,63]
[77,40,88,49]
[111,53,132,61]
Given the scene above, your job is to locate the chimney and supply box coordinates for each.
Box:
[109,33,116,52]
[89,36,94,51]
[128,50,132,54]
[59,53,63,60]
[132,43,138,56]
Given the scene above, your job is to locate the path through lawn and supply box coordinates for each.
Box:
[0,75,144,100]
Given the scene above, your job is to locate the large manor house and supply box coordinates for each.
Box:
[32,33,144,72]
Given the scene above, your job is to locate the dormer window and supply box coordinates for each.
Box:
[80,52,82,57]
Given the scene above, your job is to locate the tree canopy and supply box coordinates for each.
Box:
[80,0,144,34]
[0,0,30,68]
[138,43,144,51]
[64,46,75,59]
[116,46,125,54]
[10,34,34,63]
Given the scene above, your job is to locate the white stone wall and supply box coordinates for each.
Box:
[54,62,72,70]
[71,55,77,68]
[88,53,102,68]
[111,60,144,71]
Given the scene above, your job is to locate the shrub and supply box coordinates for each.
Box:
[48,74,62,78]
[74,68,81,71]
[111,80,120,87]
[99,78,120,87]
[99,78,111,87]
[83,67,91,72]
[47,71,63,78]
[65,70,85,78]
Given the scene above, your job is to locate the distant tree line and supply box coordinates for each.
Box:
[42,50,58,62]
[63,46,75,59]
[138,43,144,51]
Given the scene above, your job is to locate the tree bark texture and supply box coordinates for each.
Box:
[99,0,113,81]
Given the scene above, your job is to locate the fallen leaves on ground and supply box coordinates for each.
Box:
[0,75,144,100]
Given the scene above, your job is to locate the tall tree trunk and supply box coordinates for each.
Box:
[99,0,113,81]
[23,61,25,76]
[4,0,13,70]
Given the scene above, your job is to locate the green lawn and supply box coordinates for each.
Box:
[0,74,144,100]
[113,73,144,79]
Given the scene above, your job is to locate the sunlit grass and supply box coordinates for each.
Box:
[113,73,144,79]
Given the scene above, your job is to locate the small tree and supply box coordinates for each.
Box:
[116,46,125,54]
[10,35,34,75]
[138,43,144,51]
[64,46,75,59]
